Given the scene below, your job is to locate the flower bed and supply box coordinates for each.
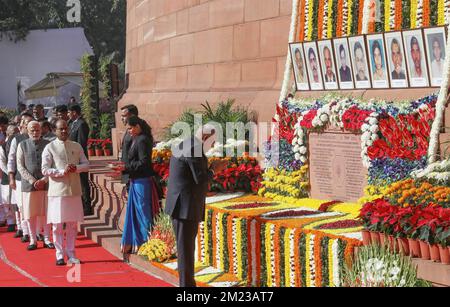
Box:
[195,196,363,287]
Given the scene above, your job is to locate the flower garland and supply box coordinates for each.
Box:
[416,0,424,28]
[423,0,430,26]
[307,0,315,41]
[342,0,349,37]
[428,21,450,163]
[327,0,334,38]
[337,0,344,37]
[395,0,402,30]
[314,234,323,287]
[411,0,418,28]
[362,0,372,34]
[318,0,325,39]
[384,0,392,31]
[323,0,329,39]
[347,0,354,36]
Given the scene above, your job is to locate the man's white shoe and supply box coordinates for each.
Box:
[67,257,81,264]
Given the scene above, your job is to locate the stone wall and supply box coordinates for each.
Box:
[118,0,293,139]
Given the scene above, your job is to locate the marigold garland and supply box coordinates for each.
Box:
[273,225,281,286]
[318,0,325,39]
[227,216,235,276]
[395,0,403,29]
[255,221,262,286]
[358,0,365,33]
[212,211,217,268]
[307,0,314,41]
[337,0,344,37]
[294,229,301,287]
[423,0,430,26]
[298,0,306,41]
[305,233,311,287]
[347,0,354,36]
[314,234,323,287]
[236,218,243,279]
[438,0,445,25]
[328,239,335,286]
[284,228,292,287]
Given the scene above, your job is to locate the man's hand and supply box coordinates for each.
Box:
[9,179,16,190]
[68,164,77,173]
[63,164,76,175]
[210,160,228,174]
[33,179,46,191]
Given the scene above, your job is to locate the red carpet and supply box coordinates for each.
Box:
[0,227,173,287]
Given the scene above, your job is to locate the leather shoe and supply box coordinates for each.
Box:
[7,225,16,232]
[27,244,37,251]
[43,242,55,249]
[14,230,23,238]
[56,259,66,266]
[36,234,44,241]
[21,235,30,243]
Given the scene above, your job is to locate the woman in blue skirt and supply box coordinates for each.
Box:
[120,116,157,262]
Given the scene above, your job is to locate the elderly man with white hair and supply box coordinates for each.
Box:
[16,121,54,250]
[164,124,228,287]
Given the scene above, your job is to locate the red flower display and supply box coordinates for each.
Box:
[341,107,372,132]
[299,109,318,129]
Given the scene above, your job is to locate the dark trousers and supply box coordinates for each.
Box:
[80,172,92,214]
[172,218,199,287]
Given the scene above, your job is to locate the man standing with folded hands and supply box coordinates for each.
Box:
[42,120,89,265]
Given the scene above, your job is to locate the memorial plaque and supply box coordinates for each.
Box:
[309,130,368,202]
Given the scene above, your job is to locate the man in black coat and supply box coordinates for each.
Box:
[68,104,92,216]
[164,125,227,287]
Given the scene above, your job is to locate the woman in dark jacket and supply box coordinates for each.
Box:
[120,116,157,261]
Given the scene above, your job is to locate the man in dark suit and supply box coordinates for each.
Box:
[68,104,92,216]
[164,125,227,287]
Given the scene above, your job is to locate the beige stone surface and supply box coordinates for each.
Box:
[233,21,261,60]
[260,16,291,58]
[188,3,210,33]
[244,0,280,22]
[209,0,244,28]
[169,34,195,66]
[193,26,233,64]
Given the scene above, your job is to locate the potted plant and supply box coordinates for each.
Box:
[87,139,96,157]
[436,227,450,264]
[95,140,104,156]
[102,138,113,156]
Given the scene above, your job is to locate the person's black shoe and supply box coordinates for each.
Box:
[83,209,93,216]
[21,235,30,243]
[7,225,16,232]
[14,230,23,238]
[43,242,55,249]
[27,244,37,251]
[36,234,44,241]
[56,259,66,266]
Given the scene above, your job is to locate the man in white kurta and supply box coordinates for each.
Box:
[8,113,33,241]
[42,120,89,265]
[17,121,54,250]
[0,125,19,232]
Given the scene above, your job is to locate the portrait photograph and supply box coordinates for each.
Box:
[317,39,338,90]
[304,41,324,90]
[424,27,447,87]
[333,38,354,89]
[403,29,430,87]
[384,31,408,88]
[289,43,310,91]
[348,35,371,89]
[367,34,389,88]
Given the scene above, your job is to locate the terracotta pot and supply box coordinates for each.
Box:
[362,230,371,246]
[104,149,112,156]
[397,238,410,256]
[379,233,388,247]
[388,235,399,252]
[88,149,95,156]
[419,241,431,260]
[370,231,380,245]
[438,245,449,264]
[408,239,421,258]
[95,149,104,156]
[429,244,441,262]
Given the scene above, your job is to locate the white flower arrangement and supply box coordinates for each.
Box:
[154,138,183,151]
[389,0,396,30]
[330,98,353,128]
[411,158,450,184]
[322,0,329,39]
[361,112,380,168]
[361,0,372,34]
[416,0,424,28]
[292,121,307,163]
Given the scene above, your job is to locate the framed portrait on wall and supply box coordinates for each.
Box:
[317,39,338,90]
[384,31,409,88]
[304,41,324,90]
[367,34,389,88]
[289,43,310,91]
[424,27,447,87]
[403,29,430,87]
[348,35,371,89]
[333,38,355,89]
